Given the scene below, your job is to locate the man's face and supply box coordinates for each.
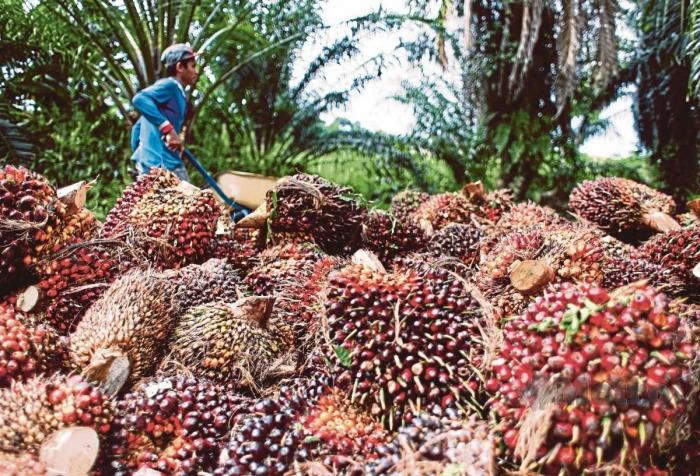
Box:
[177,59,199,86]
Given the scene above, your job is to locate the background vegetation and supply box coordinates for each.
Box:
[1,0,698,218]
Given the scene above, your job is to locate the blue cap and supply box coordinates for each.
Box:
[160,44,200,68]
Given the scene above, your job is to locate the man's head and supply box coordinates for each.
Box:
[161,43,199,86]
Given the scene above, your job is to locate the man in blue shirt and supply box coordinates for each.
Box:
[130,44,200,181]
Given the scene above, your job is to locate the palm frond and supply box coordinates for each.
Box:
[508,0,545,99]
[554,0,581,116]
[0,105,35,164]
[688,0,700,96]
[593,0,618,90]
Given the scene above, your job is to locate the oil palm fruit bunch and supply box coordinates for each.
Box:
[0,452,47,475]
[69,269,180,392]
[102,183,221,270]
[569,178,679,241]
[166,258,244,313]
[31,240,138,334]
[390,189,430,223]
[266,230,318,247]
[0,374,114,453]
[209,226,264,274]
[244,243,325,295]
[426,223,484,269]
[105,375,251,475]
[411,192,479,234]
[639,226,700,296]
[485,281,696,474]
[101,168,180,237]
[325,263,486,429]
[0,165,56,293]
[167,297,294,387]
[0,302,66,388]
[360,210,428,266]
[365,414,495,476]
[31,206,99,266]
[601,254,687,299]
[461,181,513,224]
[266,174,367,254]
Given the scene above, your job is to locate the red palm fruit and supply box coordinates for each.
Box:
[101,168,180,237]
[209,226,264,274]
[639,226,700,295]
[105,375,250,475]
[461,181,514,224]
[0,302,67,387]
[266,174,367,254]
[244,243,325,295]
[487,281,696,474]
[426,223,484,269]
[0,374,114,453]
[325,263,487,429]
[389,189,430,223]
[360,210,427,266]
[569,177,678,241]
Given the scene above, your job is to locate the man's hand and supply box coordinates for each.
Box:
[165,129,182,151]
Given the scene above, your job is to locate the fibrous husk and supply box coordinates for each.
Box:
[69,270,181,390]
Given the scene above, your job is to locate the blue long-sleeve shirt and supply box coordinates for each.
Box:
[130,77,187,171]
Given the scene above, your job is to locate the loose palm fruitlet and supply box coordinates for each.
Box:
[105,375,251,475]
[168,297,293,386]
[364,414,495,476]
[69,269,180,391]
[360,210,427,267]
[0,302,66,388]
[266,174,367,254]
[325,264,486,429]
[569,177,679,241]
[485,281,696,474]
[102,182,221,269]
[0,374,113,453]
[0,165,56,292]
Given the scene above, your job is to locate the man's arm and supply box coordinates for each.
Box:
[132,79,179,136]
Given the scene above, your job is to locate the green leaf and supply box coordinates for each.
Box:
[304,435,321,444]
[334,345,352,368]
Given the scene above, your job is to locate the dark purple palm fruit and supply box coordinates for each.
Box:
[105,375,251,475]
[485,281,696,475]
[639,226,700,296]
[426,223,484,269]
[0,165,56,293]
[165,258,245,313]
[325,263,487,429]
[389,189,430,223]
[244,243,325,295]
[364,414,495,476]
[210,226,265,274]
[101,168,180,237]
[601,253,687,298]
[266,174,367,254]
[569,177,679,241]
[360,210,427,267]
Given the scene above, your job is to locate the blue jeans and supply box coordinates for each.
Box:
[136,162,189,182]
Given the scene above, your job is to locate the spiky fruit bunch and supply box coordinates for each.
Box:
[267,174,367,254]
[106,376,250,475]
[0,303,66,387]
[0,452,47,475]
[461,182,514,224]
[677,212,699,228]
[366,414,495,476]
[486,281,696,474]
[0,165,56,291]
[360,210,427,266]
[426,223,483,269]
[0,374,113,453]
[168,298,294,386]
[602,255,687,298]
[411,192,478,234]
[389,190,430,223]
[101,168,180,236]
[69,270,180,387]
[31,206,99,264]
[569,178,677,239]
[325,264,486,428]
[266,230,317,247]
[166,258,244,313]
[33,241,138,334]
[244,243,325,295]
[477,226,627,318]
[103,183,221,269]
[210,227,264,274]
[639,226,700,294]
[300,388,388,468]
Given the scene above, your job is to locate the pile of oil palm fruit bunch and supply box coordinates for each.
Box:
[1,163,700,475]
